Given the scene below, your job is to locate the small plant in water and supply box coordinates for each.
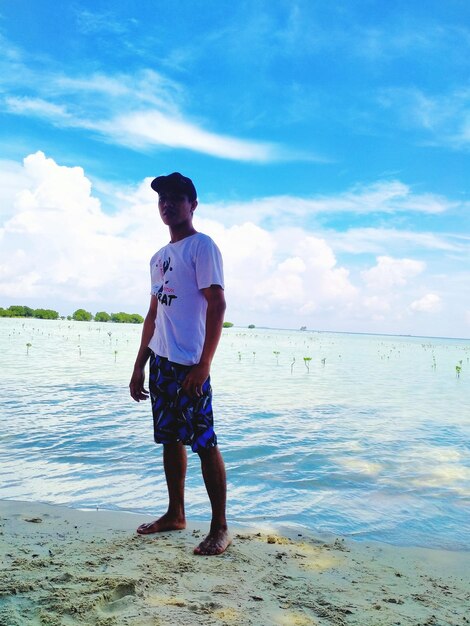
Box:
[321,358,326,365]
[114,350,118,362]
[291,357,296,374]
[26,342,32,355]
[303,356,312,372]
[238,351,242,361]
[455,363,462,378]
[273,350,280,365]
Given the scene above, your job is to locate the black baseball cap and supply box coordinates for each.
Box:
[150,172,197,201]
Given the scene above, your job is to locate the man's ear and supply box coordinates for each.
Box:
[191,199,198,213]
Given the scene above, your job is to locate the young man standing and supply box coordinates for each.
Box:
[129,172,230,556]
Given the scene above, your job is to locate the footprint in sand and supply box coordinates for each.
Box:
[99,581,137,614]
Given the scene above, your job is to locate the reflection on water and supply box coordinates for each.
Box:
[1,318,469,549]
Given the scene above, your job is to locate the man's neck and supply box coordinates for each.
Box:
[169,224,197,243]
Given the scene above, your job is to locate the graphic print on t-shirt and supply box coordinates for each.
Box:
[154,255,178,307]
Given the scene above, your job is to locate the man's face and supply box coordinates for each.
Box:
[158,191,197,228]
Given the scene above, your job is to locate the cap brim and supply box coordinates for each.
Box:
[150,176,166,193]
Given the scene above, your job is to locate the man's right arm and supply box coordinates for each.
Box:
[129,295,158,402]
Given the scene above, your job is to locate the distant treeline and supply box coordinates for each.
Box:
[0,305,144,324]
[0,305,60,319]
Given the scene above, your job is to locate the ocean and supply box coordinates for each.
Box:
[1,318,469,550]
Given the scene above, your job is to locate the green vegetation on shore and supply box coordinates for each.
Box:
[0,305,59,319]
[0,305,143,324]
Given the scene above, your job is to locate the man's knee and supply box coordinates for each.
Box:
[197,444,219,459]
[163,441,186,456]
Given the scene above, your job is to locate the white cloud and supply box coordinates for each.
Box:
[102,111,278,161]
[378,86,470,148]
[193,220,356,314]
[0,159,31,219]
[361,256,425,290]
[0,152,356,319]
[54,70,182,111]
[75,9,132,35]
[410,293,442,313]
[201,181,456,229]
[1,152,467,336]
[5,93,277,162]
[330,227,463,255]
[5,97,72,122]
[1,64,292,162]
[0,152,163,308]
[278,257,306,273]
[363,296,391,315]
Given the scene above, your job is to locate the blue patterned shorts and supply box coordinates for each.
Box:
[149,353,217,452]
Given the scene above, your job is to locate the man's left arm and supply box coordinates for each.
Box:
[182,285,226,397]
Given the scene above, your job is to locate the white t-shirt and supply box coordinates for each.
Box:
[148,232,224,365]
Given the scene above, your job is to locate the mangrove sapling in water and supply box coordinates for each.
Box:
[303,357,312,372]
[273,351,280,365]
[291,357,296,374]
[26,342,32,355]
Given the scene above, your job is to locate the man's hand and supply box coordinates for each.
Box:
[182,362,210,398]
[129,366,149,402]
[180,285,224,398]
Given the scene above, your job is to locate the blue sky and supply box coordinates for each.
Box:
[0,0,469,337]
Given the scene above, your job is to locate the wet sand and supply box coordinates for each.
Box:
[0,500,468,625]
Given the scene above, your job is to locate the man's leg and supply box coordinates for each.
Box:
[194,445,231,555]
[137,441,187,534]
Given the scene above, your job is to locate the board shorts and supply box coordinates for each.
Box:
[148,352,217,453]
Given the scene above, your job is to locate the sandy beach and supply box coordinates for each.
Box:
[0,500,468,625]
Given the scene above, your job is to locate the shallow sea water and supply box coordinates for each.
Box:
[1,318,469,549]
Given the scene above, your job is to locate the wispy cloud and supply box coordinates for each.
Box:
[3,93,281,162]
[329,227,466,255]
[378,87,470,149]
[101,111,280,161]
[5,97,73,122]
[53,70,182,111]
[0,53,304,162]
[74,9,136,36]
[200,180,458,228]
[352,22,470,62]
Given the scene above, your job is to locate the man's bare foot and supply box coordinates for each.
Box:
[194,526,231,556]
[137,513,186,535]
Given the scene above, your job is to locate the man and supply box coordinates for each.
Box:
[129,172,231,556]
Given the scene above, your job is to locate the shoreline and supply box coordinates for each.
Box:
[1,500,468,625]
[2,315,469,342]
[3,497,468,554]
